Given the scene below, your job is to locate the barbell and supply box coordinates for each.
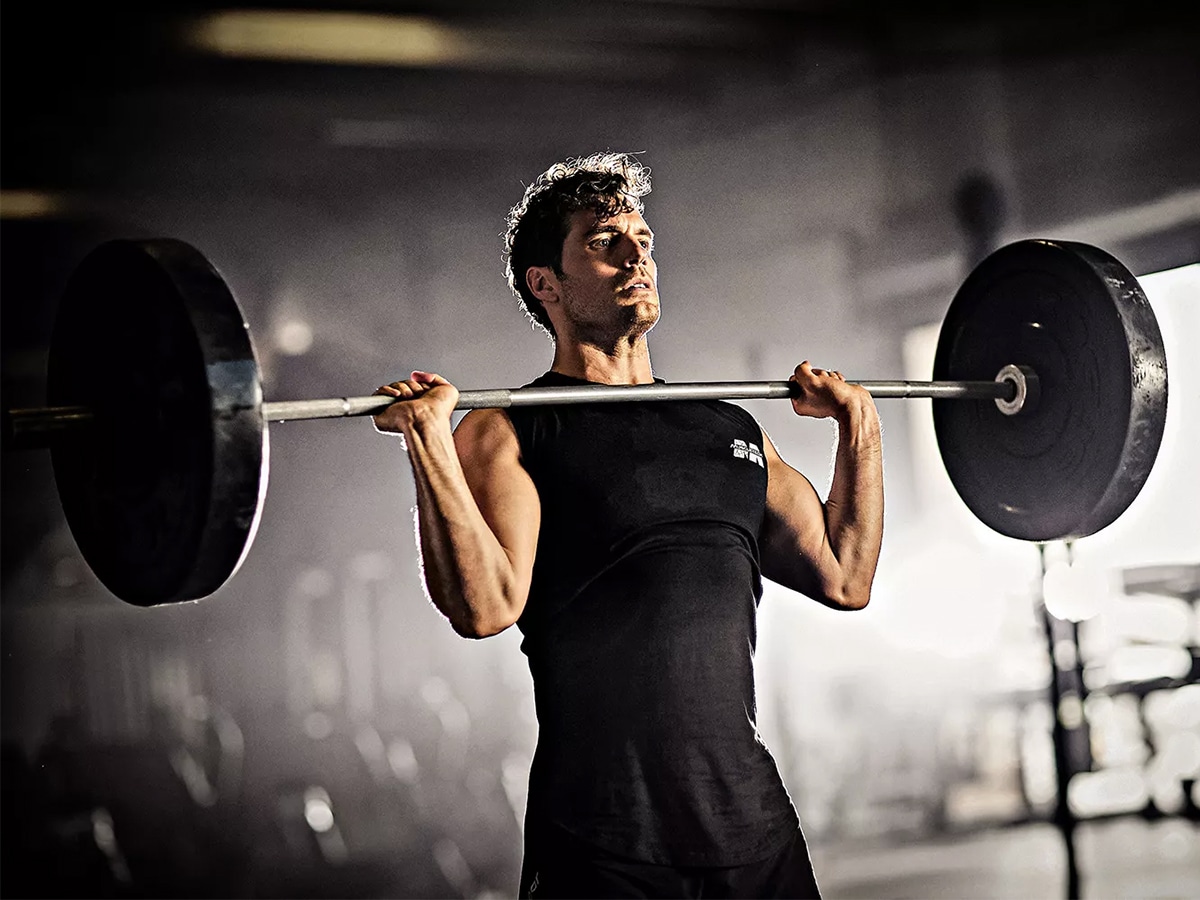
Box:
[3,237,1168,607]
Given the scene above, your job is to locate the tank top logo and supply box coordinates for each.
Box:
[730,438,764,467]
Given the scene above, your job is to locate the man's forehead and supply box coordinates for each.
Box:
[568,208,652,235]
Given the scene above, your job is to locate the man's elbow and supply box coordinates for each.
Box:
[452,618,512,639]
[824,580,872,611]
[840,588,871,611]
[453,614,516,643]
[449,598,523,639]
[428,579,525,639]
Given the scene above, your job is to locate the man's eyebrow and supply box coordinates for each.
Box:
[584,222,655,240]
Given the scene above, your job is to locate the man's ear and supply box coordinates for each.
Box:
[526,266,561,306]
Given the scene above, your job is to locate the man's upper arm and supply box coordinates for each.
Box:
[759,429,844,607]
[451,408,541,609]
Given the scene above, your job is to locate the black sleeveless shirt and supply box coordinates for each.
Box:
[505,371,799,866]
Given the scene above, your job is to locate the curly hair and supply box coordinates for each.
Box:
[503,151,652,337]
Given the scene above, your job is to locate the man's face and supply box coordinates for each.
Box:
[550,207,659,342]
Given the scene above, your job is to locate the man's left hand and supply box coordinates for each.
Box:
[788,360,871,420]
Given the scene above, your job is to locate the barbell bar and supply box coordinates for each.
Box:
[7,371,1023,441]
[272,371,1026,416]
[2,236,1168,607]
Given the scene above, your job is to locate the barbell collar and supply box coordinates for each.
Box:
[993,364,1039,417]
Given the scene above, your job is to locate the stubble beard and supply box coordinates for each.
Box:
[559,274,660,348]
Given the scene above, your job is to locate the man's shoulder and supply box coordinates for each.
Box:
[703,398,762,434]
[454,407,520,455]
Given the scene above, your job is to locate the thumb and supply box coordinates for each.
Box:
[410,370,447,385]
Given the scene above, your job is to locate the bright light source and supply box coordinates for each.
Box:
[1068,767,1148,817]
[0,190,67,219]
[1106,645,1194,684]
[303,710,333,740]
[1153,732,1200,780]
[187,11,471,68]
[275,318,314,356]
[1144,684,1200,730]
[1042,559,1114,622]
[1108,594,1192,645]
[387,738,419,784]
[303,788,335,833]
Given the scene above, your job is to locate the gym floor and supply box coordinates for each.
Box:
[812,818,1200,899]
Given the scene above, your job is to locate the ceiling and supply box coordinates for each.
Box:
[3,1,1188,194]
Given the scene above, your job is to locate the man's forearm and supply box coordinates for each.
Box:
[825,400,885,606]
[403,413,524,638]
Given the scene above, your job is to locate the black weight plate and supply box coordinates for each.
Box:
[47,239,266,605]
[932,239,1167,541]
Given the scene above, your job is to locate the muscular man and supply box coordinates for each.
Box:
[373,152,884,898]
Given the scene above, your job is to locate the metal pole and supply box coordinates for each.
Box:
[261,378,1011,422]
[3,378,1014,443]
[1036,543,1083,900]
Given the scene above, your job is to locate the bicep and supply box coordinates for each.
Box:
[453,410,541,592]
[759,429,837,602]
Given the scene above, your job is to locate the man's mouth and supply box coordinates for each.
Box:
[619,279,654,294]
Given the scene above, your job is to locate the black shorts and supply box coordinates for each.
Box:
[517,820,821,899]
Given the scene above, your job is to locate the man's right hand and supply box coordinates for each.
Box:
[372,370,460,436]
[370,372,539,639]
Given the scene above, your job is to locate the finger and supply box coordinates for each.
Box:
[410,374,451,391]
[374,385,402,397]
[385,381,420,398]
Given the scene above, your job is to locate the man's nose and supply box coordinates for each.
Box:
[622,236,650,267]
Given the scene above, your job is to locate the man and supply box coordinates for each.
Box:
[373,152,884,898]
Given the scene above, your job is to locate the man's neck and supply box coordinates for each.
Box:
[550,337,654,385]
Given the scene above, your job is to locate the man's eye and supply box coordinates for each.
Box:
[592,238,611,248]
